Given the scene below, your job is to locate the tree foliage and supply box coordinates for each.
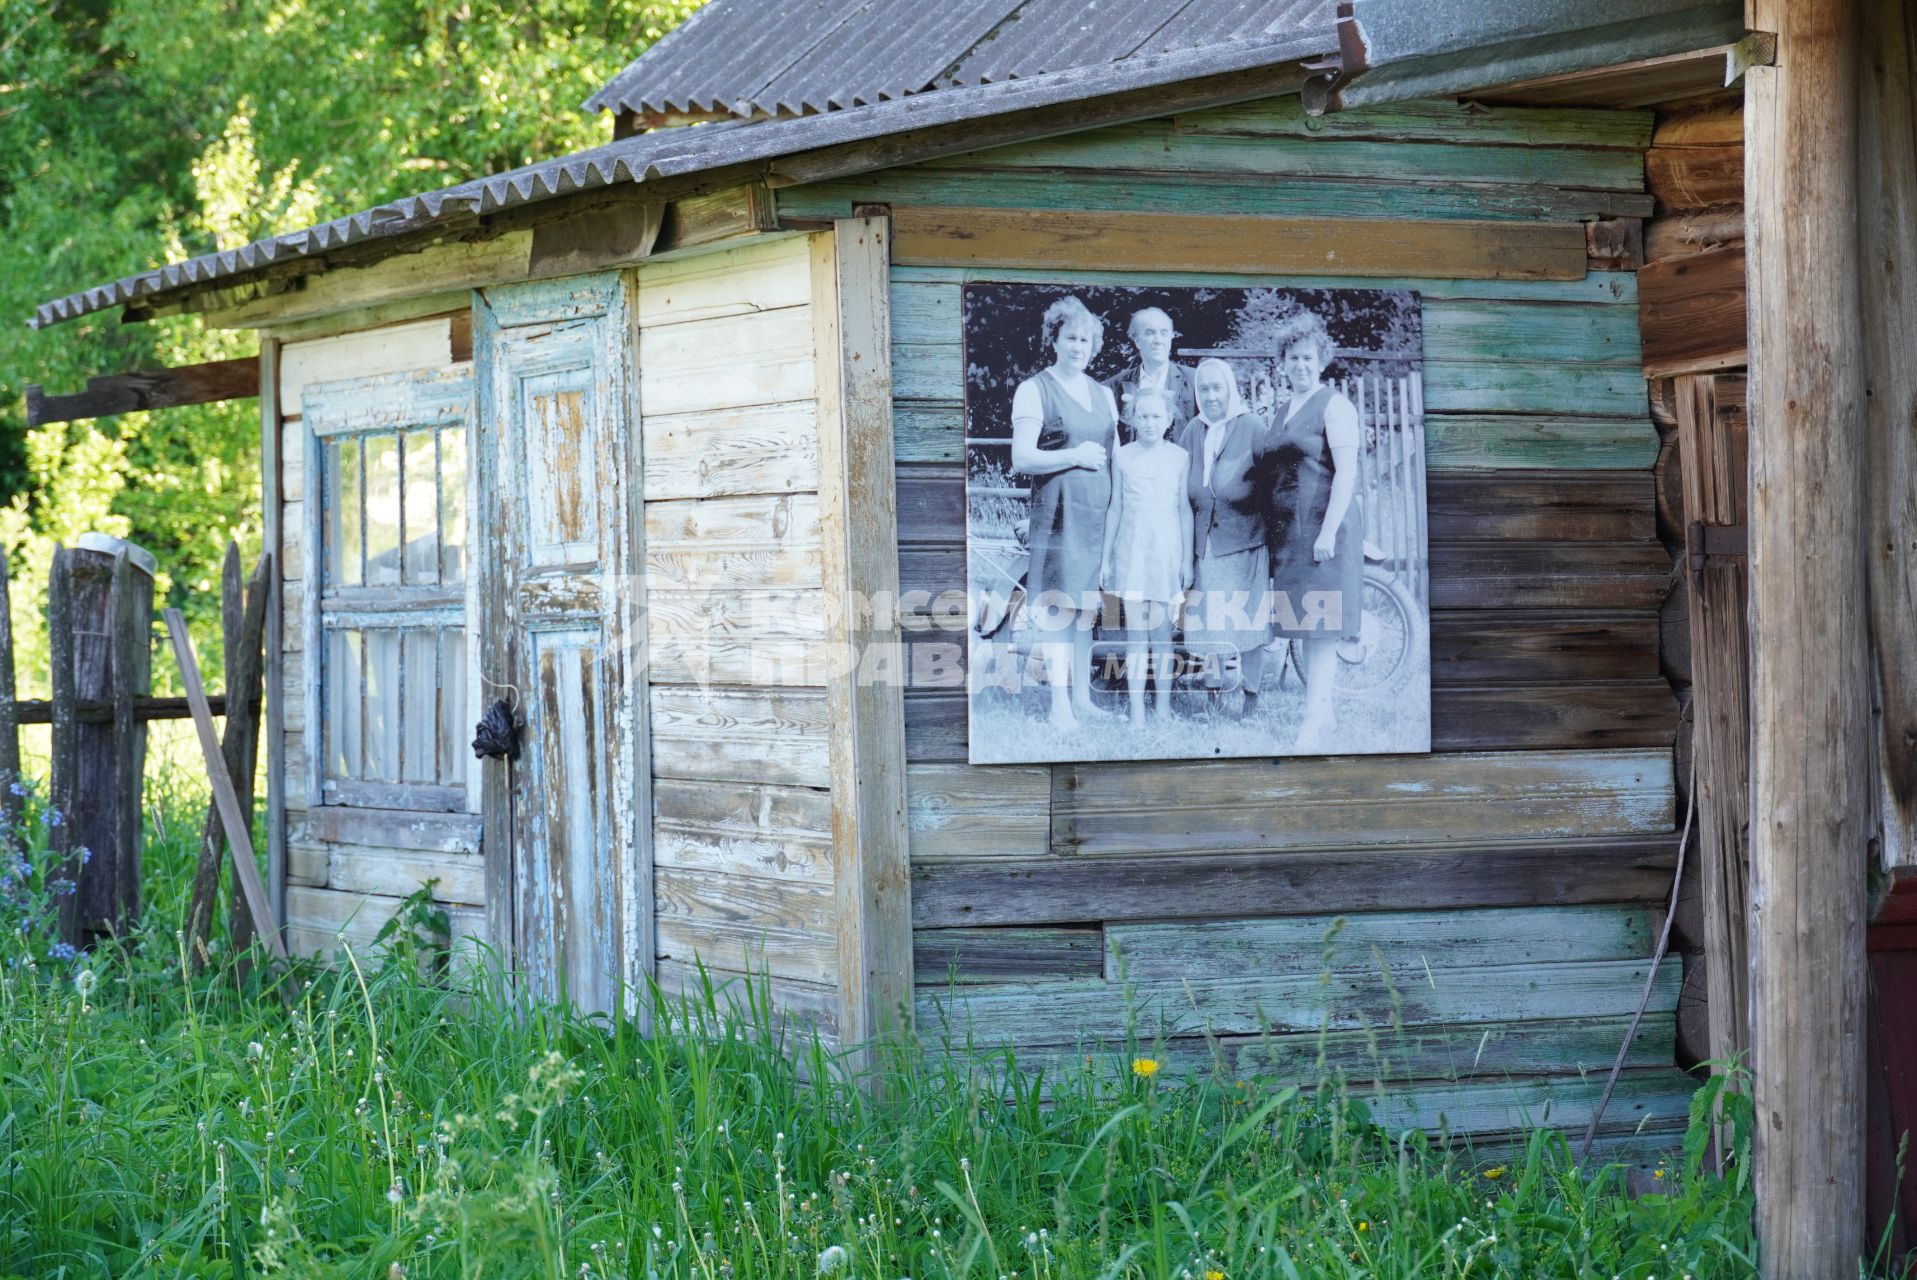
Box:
[0,0,698,688]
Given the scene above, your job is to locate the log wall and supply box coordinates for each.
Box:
[783,94,1694,1150]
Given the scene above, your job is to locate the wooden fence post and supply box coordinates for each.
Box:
[0,549,20,828]
[64,535,154,943]
[48,548,77,944]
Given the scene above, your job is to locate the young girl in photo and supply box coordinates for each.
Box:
[1100,388,1194,726]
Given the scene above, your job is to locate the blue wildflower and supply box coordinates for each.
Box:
[77,846,91,867]
[7,780,25,797]
[10,856,26,881]
[46,808,62,828]
[48,942,76,962]
[48,878,75,896]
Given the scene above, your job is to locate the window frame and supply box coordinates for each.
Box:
[301,365,478,815]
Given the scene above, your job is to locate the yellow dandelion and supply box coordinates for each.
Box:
[1131,1057,1161,1079]
[1205,1271,1224,1280]
[1653,1168,1666,1180]
[1358,1222,1369,1232]
[1482,1166,1507,1181]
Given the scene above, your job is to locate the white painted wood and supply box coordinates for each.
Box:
[636,234,813,326]
[278,317,456,415]
[645,588,829,687]
[642,400,822,501]
[326,840,485,906]
[639,307,816,417]
[645,493,823,591]
[209,232,533,329]
[649,685,832,787]
[653,777,836,886]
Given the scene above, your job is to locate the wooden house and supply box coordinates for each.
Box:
[27,0,1915,1268]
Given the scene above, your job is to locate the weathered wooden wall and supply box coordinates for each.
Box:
[782,94,1694,1149]
[635,235,843,1043]
[274,313,487,957]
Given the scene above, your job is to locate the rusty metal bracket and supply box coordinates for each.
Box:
[1688,519,1749,575]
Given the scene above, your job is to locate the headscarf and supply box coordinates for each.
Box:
[1192,358,1252,486]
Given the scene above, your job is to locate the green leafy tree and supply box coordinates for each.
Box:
[0,0,699,689]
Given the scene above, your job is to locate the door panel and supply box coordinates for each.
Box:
[476,273,648,1018]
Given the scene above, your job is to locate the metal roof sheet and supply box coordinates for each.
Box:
[32,32,1333,330]
[586,0,1335,119]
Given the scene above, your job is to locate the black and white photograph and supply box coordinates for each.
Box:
[963,282,1431,765]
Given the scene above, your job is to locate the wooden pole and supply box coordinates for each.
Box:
[164,607,286,963]
[0,548,20,827]
[1745,0,1871,1272]
[47,549,77,945]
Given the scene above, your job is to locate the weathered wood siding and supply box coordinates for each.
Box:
[275,314,487,959]
[635,236,842,1042]
[783,95,1691,1149]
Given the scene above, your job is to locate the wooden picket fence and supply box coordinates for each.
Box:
[0,535,269,960]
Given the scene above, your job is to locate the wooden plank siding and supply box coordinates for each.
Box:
[773,94,1688,1140]
[635,233,842,1044]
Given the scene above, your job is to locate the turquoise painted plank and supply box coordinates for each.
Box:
[1364,1068,1697,1138]
[1010,1014,1674,1086]
[889,289,1642,367]
[778,170,1654,225]
[892,342,1646,416]
[1175,98,1655,151]
[1107,904,1657,981]
[892,264,1638,305]
[890,399,1658,471]
[896,265,1639,303]
[930,122,1645,191]
[916,957,1682,1044]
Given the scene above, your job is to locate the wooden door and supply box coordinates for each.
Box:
[476,274,649,1017]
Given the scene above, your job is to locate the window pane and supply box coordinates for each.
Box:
[401,629,438,783]
[364,627,401,778]
[365,434,402,587]
[403,429,439,585]
[438,627,468,786]
[328,628,364,779]
[440,428,467,585]
[330,438,362,588]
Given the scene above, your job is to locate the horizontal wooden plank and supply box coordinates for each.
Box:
[654,776,835,886]
[917,956,1681,1043]
[645,493,822,592]
[1019,1014,1674,1084]
[899,680,1678,762]
[656,917,836,987]
[906,762,1052,862]
[778,172,1655,225]
[889,206,1587,280]
[1107,904,1656,981]
[1055,747,1674,856]
[326,841,484,906]
[208,231,531,330]
[1637,244,1747,378]
[279,317,455,416]
[890,263,1640,305]
[638,306,816,417]
[650,685,832,788]
[915,926,1105,985]
[1366,1068,1695,1139]
[655,866,837,985]
[895,465,1652,545]
[910,833,1680,926]
[646,588,828,687]
[653,958,839,1041]
[642,400,821,501]
[1174,98,1655,150]
[286,840,328,888]
[922,123,1647,190]
[285,884,484,958]
[892,399,1658,470]
[296,805,481,853]
[636,234,812,326]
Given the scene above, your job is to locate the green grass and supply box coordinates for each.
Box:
[0,753,1776,1278]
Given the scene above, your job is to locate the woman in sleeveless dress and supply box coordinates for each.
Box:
[1010,296,1119,732]
[1268,310,1364,754]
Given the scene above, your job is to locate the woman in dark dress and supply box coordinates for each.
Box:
[1010,295,1119,733]
[1268,310,1364,753]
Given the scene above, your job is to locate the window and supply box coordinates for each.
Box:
[308,369,473,811]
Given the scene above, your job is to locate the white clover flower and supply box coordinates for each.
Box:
[817,1245,849,1274]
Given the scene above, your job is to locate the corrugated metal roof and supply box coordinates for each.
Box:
[32,33,1334,329]
[586,0,1334,119]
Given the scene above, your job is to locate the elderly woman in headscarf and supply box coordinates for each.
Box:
[1175,357,1281,711]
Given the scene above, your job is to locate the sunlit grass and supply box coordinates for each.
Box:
[0,756,1778,1278]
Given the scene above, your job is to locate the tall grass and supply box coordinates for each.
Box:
[0,758,1776,1278]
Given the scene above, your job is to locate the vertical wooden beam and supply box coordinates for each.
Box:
[1675,374,1752,1075]
[622,274,656,1032]
[0,549,21,825]
[1859,0,1917,869]
[107,548,143,935]
[47,548,77,944]
[812,217,913,1067]
[260,338,287,927]
[1745,0,1871,1272]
